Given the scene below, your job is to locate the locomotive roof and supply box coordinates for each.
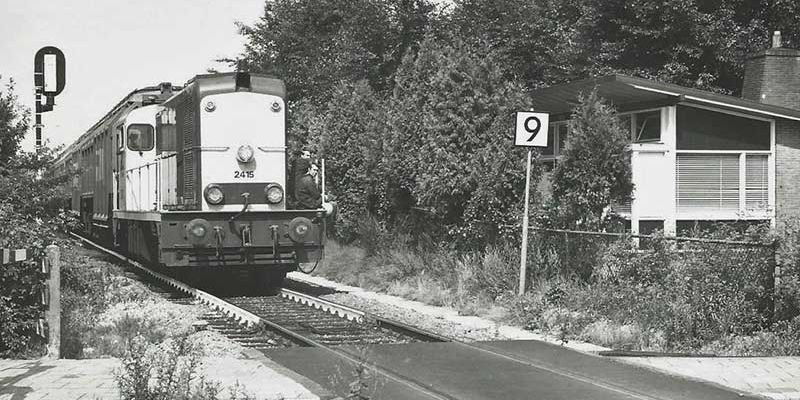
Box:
[172,72,286,102]
[56,83,178,163]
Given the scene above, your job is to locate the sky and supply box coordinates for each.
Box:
[0,0,266,151]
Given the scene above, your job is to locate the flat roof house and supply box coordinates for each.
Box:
[531,32,800,236]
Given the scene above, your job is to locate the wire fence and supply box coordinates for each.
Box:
[529,228,777,321]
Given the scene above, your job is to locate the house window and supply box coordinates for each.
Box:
[676,154,740,212]
[675,106,772,216]
[618,110,661,142]
[633,110,660,142]
[746,154,768,210]
[541,122,568,159]
[677,106,769,150]
[639,220,664,235]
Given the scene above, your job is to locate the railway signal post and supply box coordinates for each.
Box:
[514,111,549,295]
[33,46,66,147]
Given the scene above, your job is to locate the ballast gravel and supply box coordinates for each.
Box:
[288,272,608,353]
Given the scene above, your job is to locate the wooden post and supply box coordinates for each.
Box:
[45,245,60,359]
[518,149,533,295]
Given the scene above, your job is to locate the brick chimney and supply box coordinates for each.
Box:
[742,31,800,110]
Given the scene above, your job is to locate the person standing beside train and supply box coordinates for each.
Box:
[294,158,322,210]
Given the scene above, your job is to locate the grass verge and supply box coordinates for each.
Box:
[313,236,800,356]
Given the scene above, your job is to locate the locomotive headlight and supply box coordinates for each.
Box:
[288,217,312,242]
[204,184,225,205]
[185,218,211,245]
[236,145,255,163]
[264,183,284,204]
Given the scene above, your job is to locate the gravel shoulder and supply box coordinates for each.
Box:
[289,271,608,353]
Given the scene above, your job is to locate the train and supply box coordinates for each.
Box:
[54,72,326,292]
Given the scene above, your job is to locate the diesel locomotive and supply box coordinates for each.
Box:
[55,72,326,291]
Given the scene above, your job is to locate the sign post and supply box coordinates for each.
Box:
[514,111,549,295]
[33,46,66,147]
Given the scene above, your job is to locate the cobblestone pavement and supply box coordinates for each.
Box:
[0,356,322,400]
[616,356,800,400]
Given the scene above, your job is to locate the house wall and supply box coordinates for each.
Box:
[775,119,800,229]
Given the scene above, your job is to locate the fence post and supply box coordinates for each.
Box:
[768,239,778,324]
[45,245,60,359]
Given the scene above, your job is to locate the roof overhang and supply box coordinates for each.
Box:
[531,74,800,122]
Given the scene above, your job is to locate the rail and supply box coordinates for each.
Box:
[69,232,453,399]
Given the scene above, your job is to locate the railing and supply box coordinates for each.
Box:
[118,152,179,212]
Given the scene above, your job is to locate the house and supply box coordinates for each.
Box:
[531,32,800,236]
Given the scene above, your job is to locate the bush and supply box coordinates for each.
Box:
[0,150,77,357]
[116,334,256,400]
[60,248,119,358]
[546,89,633,231]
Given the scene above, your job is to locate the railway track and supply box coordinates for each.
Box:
[69,232,763,400]
[70,232,456,399]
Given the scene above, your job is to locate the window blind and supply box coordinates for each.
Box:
[746,154,769,210]
[676,154,740,212]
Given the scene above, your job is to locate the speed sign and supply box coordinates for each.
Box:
[514,112,549,147]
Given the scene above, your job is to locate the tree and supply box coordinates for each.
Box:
[0,77,29,165]
[0,76,76,357]
[235,0,437,104]
[308,81,387,241]
[570,0,783,94]
[448,0,584,88]
[549,90,633,230]
[385,36,537,247]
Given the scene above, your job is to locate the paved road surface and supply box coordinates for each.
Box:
[265,340,761,399]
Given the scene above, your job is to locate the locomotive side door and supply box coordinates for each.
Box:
[115,123,126,211]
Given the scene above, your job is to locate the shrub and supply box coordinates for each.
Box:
[0,78,77,356]
[116,334,210,400]
[701,317,800,356]
[309,81,388,242]
[547,89,633,231]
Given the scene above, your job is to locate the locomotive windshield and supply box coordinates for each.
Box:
[127,124,154,151]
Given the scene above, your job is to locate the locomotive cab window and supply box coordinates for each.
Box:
[127,124,155,152]
[116,125,124,152]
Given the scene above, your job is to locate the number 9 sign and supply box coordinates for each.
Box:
[514,111,549,147]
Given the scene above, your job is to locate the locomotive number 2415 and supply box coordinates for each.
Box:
[234,171,254,178]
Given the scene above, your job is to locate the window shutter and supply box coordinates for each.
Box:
[746,155,768,210]
[677,154,739,212]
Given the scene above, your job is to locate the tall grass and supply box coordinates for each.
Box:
[314,215,800,354]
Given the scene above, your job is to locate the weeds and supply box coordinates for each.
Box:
[115,334,255,400]
[312,214,800,355]
[328,345,380,399]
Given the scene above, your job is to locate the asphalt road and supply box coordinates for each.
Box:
[264,339,761,399]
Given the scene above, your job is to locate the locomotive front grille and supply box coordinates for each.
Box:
[177,94,197,207]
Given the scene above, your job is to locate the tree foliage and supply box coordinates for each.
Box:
[232,0,800,247]
[307,81,387,241]
[0,76,76,357]
[0,77,29,165]
[385,37,536,246]
[236,0,436,104]
[548,90,633,230]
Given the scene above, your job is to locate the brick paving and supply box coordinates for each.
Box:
[0,356,322,400]
[616,356,800,400]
